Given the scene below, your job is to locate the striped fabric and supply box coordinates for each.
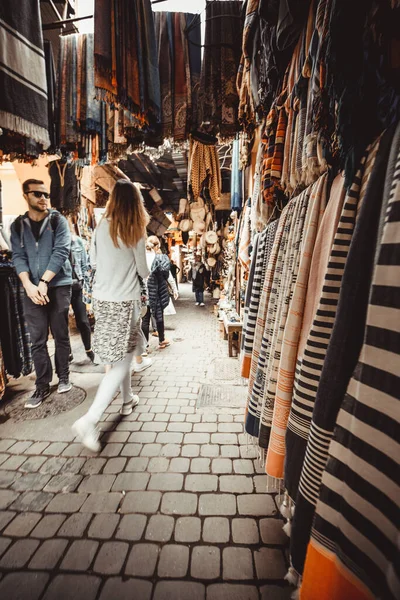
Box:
[288,138,380,576]
[241,220,278,378]
[250,187,310,449]
[266,173,328,479]
[300,128,400,600]
[0,2,50,147]
[245,205,292,438]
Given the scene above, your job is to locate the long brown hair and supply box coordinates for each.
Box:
[105,180,150,248]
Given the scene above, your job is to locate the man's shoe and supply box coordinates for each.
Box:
[200,302,205,307]
[120,394,140,416]
[86,350,96,363]
[25,387,51,409]
[58,380,72,394]
[195,302,200,306]
[72,416,101,452]
[133,357,153,373]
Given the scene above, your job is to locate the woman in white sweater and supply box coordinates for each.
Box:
[73,180,150,451]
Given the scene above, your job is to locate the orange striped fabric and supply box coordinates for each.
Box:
[266,173,328,479]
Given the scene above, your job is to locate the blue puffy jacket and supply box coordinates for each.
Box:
[10,210,72,287]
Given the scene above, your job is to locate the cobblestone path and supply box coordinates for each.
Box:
[0,284,290,600]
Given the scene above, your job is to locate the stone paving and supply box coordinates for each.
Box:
[0,284,290,600]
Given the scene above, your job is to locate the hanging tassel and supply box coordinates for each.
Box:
[279,493,291,519]
[285,566,300,587]
[283,520,292,537]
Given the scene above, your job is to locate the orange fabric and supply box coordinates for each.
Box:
[266,173,327,478]
[300,541,375,600]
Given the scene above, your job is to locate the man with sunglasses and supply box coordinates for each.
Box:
[10,179,73,408]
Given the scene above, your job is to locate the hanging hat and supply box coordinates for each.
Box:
[205,230,218,245]
[193,220,206,235]
[179,218,193,232]
[178,198,188,216]
[207,256,217,267]
[208,242,220,255]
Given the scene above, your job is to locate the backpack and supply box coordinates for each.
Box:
[13,211,62,240]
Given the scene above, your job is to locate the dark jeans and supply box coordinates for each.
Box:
[23,285,72,390]
[195,289,204,304]
[142,307,165,343]
[71,283,91,351]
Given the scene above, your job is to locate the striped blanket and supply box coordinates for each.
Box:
[0,2,50,147]
[300,123,400,600]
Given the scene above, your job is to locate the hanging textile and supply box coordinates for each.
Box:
[0,2,50,148]
[237,0,261,129]
[231,139,243,210]
[265,172,327,479]
[198,1,243,138]
[154,12,201,142]
[0,251,33,379]
[57,33,107,163]
[49,160,81,216]
[189,134,222,205]
[290,125,396,579]
[0,344,5,401]
[94,0,160,125]
[241,219,278,380]
[284,172,346,500]
[44,40,57,150]
[300,123,400,600]
[238,199,252,270]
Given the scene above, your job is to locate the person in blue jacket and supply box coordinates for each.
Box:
[10,179,73,409]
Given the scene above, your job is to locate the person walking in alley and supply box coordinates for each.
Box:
[69,221,95,363]
[10,179,73,409]
[142,235,178,350]
[72,180,150,452]
[190,253,207,306]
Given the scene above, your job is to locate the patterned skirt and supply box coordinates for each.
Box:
[92,299,145,364]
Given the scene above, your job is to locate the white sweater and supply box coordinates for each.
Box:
[91,218,149,302]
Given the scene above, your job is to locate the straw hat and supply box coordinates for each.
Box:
[205,230,218,245]
[179,218,193,232]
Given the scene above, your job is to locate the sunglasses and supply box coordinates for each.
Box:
[28,191,50,199]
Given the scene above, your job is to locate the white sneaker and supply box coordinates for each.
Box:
[195,302,200,306]
[133,357,153,373]
[72,416,101,453]
[120,394,139,416]
[200,302,205,307]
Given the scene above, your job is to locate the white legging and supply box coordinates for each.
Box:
[86,352,133,424]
